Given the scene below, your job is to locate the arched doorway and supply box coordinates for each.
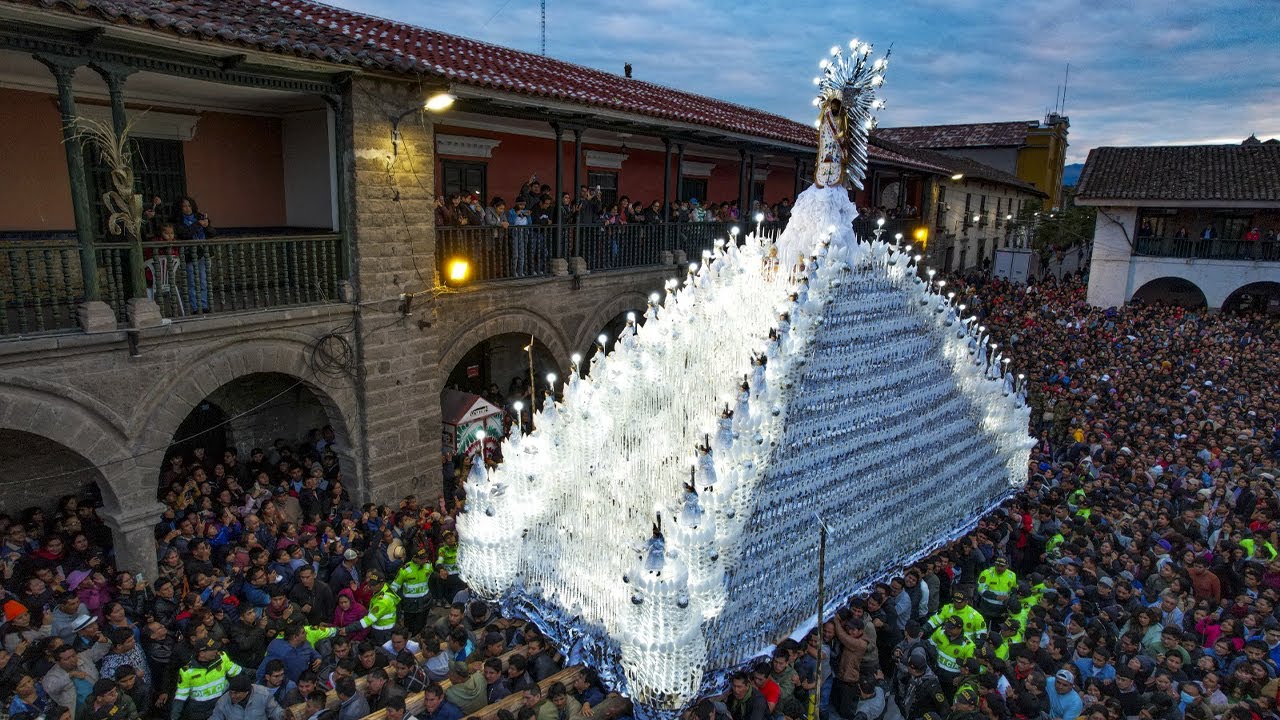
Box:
[160,372,346,499]
[580,309,644,368]
[1131,277,1207,308]
[1222,281,1280,314]
[0,429,106,518]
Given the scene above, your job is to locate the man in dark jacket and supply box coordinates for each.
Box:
[289,567,336,626]
[727,671,768,720]
[226,605,268,669]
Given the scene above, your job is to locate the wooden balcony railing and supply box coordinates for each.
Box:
[1134,236,1280,262]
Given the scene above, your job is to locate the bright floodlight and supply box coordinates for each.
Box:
[425,92,456,111]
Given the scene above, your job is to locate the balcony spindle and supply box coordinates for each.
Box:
[43,249,58,332]
[27,251,45,332]
[289,240,302,305]
[304,238,317,303]
[7,250,22,334]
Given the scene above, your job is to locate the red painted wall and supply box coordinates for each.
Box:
[0,89,286,231]
[185,112,286,227]
[433,124,797,210]
[0,89,73,231]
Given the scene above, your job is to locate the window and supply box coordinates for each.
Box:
[85,137,187,239]
[681,177,708,203]
[441,161,487,203]
[963,193,973,228]
[587,171,618,210]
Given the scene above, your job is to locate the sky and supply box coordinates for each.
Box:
[336,0,1279,164]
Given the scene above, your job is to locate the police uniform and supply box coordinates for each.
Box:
[928,618,976,694]
[926,594,987,641]
[171,637,244,720]
[899,657,948,720]
[345,571,400,644]
[392,549,434,633]
[976,559,1017,620]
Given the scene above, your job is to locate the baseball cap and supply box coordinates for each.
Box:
[194,636,219,652]
[414,548,430,562]
[367,569,384,584]
[343,548,359,561]
[908,654,928,671]
[954,688,978,706]
[944,617,963,630]
[1055,669,1075,685]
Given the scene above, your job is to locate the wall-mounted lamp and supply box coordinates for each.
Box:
[950,173,964,181]
[444,257,472,287]
[390,91,456,155]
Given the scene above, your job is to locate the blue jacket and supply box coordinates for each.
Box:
[257,638,321,683]
[422,700,465,720]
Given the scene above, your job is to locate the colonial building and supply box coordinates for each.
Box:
[876,115,1071,210]
[0,0,968,573]
[1075,143,1280,310]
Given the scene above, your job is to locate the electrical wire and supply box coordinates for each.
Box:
[14,333,346,485]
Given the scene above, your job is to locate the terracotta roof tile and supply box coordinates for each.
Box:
[14,0,836,144]
[870,137,1044,196]
[875,121,1035,149]
[1075,145,1280,202]
[17,0,954,170]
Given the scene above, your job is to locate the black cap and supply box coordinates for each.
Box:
[194,636,219,652]
[908,654,928,671]
[367,570,384,584]
[944,616,964,630]
[955,688,978,706]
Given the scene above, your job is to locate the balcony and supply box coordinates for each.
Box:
[1133,236,1280,262]
[1,231,342,336]
[435,218,917,283]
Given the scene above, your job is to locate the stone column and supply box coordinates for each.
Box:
[549,123,568,276]
[34,54,116,332]
[102,500,165,582]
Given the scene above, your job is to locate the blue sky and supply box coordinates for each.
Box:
[339,0,1279,163]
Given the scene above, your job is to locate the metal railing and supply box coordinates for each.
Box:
[436,218,917,283]
[1,233,341,337]
[1134,236,1280,262]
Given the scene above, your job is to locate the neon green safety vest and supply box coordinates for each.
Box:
[928,627,975,674]
[393,561,433,599]
[437,545,459,574]
[994,630,1023,661]
[928,604,987,639]
[1009,605,1031,633]
[1046,533,1065,555]
[174,653,243,704]
[305,625,337,647]
[1241,538,1278,561]
[977,568,1017,601]
[361,588,401,631]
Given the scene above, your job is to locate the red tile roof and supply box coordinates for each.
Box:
[17,0,829,148]
[875,121,1035,149]
[1075,145,1280,203]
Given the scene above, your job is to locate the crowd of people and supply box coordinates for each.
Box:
[3,260,1280,720]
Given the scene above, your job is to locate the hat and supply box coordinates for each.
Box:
[413,548,430,562]
[908,654,928,671]
[1001,619,1020,633]
[229,673,253,692]
[689,198,699,205]
[952,589,969,601]
[484,631,504,647]
[1097,576,1114,588]
[954,688,978,706]
[66,570,91,591]
[2,600,27,622]
[71,614,97,633]
[1055,669,1075,685]
[366,569,384,584]
[343,548,359,561]
[194,636,219,652]
[995,556,1008,566]
[944,616,964,631]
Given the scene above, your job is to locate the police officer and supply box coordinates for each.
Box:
[392,548,434,634]
[928,617,976,695]
[897,654,947,720]
[344,570,400,645]
[991,618,1023,662]
[925,590,986,641]
[171,636,245,720]
[945,687,983,720]
[976,557,1017,621]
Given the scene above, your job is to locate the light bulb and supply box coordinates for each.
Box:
[598,334,608,345]
[703,249,712,258]
[894,233,903,241]
[819,59,829,69]
[571,353,582,364]
[814,120,821,128]
[948,292,956,299]
[754,213,764,222]
[1018,373,1026,380]
[876,218,885,227]
[849,38,859,49]
[937,280,946,288]
[826,224,837,233]
[958,304,967,311]
[546,372,557,384]
[830,45,840,55]
[626,312,636,322]
[926,269,936,278]
[914,254,922,262]
[731,226,740,235]
[812,97,821,106]
[812,77,821,86]
[649,292,660,302]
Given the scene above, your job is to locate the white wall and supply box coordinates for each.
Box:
[1087,206,1280,308]
[281,109,337,229]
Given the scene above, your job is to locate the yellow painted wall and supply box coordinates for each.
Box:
[1016,123,1069,210]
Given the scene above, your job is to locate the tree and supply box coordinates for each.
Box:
[1016,187,1095,254]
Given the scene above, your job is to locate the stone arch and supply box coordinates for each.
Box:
[1130,276,1207,308]
[436,309,572,389]
[0,382,130,512]
[570,291,650,353]
[1222,281,1280,313]
[129,337,361,495]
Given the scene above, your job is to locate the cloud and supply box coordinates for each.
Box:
[339,0,1280,162]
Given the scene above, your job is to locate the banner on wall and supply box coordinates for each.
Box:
[441,388,504,460]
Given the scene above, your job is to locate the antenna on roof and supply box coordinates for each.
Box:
[1061,63,1069,115]
[1054,85,1061,114]
[540,0,546,56]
